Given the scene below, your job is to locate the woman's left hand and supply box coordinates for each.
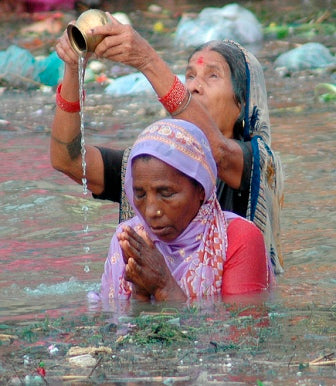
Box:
[90,13,156,71]
[117,226,186,301]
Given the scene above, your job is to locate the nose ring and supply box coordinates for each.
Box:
[156,210,162,216]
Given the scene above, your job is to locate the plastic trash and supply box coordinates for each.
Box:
[105,73,185,96]
[36,51,64,86]
[105,73,154,96]
[112,12,132,25]
[274,42,336,71]
[0,45,64,88]
[0,45,37,87]
[68,354,97,367]
[175,3,263,48]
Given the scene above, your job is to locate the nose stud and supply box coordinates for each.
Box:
[156,210,162,216]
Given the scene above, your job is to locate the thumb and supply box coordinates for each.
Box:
[137,228,154,248]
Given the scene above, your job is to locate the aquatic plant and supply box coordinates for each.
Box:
[314,83,336,102]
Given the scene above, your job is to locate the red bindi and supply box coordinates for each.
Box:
[197,56,204,65]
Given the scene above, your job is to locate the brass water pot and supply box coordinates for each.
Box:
[67,9,111,55]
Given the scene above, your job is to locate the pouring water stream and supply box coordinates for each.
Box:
[78,54,90,272]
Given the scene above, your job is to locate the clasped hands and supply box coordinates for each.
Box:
[117,226,186,302]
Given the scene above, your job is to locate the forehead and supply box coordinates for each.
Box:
[188,48,229,69]
[132,156,183,182]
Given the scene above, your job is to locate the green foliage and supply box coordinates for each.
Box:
[121,313,195,346]
[264,22,336,39]
[315,83,336,103]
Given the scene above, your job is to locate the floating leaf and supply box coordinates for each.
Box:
[314,83,336,102]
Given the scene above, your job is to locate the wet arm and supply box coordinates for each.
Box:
[50,31,105,195]
[93,17,244,188]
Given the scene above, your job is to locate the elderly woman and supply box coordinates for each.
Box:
[99,119,274,301]
[51,14,284,274]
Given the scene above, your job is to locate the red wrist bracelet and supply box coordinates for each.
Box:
[56,83,82,113]
[158,75,188,114]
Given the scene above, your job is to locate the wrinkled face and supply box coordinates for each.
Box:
[132,156,205,242]
[186,48,240,138]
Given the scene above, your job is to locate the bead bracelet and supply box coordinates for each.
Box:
[158,75,188,115]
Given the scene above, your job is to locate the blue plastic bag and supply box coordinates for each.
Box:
[175,4,263,48]
[105,73,185,96]
[274,42,336,71]
[0,45,64,87]
[36,51,64,86]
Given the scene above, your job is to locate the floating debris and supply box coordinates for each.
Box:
[309,352,336,366]
[68,354,97,367]
[67,345,113,356]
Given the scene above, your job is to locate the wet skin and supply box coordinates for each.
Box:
[132,156,205,242]
[117,156,205,301]
[186,48,240,138]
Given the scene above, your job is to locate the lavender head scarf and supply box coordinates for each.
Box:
[125,119,216,209]
[100,119,231,300]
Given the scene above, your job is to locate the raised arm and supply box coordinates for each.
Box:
[92,14,244,189]
[50,29,105,195]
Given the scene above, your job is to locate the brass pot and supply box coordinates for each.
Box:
[67,9,111,55]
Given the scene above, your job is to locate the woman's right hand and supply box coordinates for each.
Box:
[55,26,91,75]
[55,27,79,72]
[91,13,156,72]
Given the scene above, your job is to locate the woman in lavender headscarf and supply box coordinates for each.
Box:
[100,119,274,302]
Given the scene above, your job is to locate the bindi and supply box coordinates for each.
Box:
[196,56,204,65]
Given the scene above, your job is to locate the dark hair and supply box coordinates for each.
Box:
[188,41,247,139]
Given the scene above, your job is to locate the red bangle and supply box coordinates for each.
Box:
[158,76,188,114]
[56,83,81,113]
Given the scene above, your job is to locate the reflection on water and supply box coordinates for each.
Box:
[0,0,335,382]
[1,111,334,315]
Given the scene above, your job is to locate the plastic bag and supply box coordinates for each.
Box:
[105,73,185,96]
[0,45,64,88]
[175,3,263,48]
[36,51,64,86]
[274,42,336,71]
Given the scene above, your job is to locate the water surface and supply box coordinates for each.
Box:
[0,0,335,383]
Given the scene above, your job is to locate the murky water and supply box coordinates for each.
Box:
[0,0,335,383]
